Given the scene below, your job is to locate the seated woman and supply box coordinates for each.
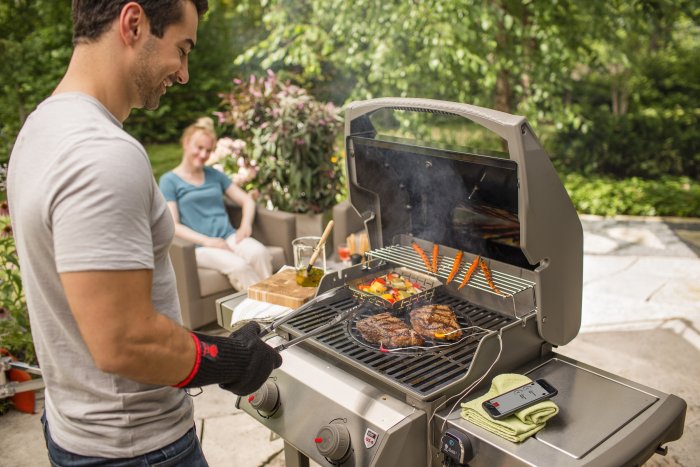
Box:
[160,117,272,291]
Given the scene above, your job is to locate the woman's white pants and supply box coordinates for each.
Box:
[194,236,272,291]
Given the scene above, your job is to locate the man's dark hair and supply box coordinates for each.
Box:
[72,0,209,45]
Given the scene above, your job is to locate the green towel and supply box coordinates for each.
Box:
[460,374,559,443]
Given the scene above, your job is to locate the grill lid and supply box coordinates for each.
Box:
[344,98,583,346]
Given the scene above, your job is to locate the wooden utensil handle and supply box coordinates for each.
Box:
[308,220,335,268]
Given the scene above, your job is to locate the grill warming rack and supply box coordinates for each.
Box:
[365,243,537,319]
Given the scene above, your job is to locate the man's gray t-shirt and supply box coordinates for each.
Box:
[7,93,193,457]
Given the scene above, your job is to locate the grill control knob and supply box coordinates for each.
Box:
[248,380,279,414]
[440,428,473,465]
[315,422,351,461]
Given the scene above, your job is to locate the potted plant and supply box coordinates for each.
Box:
[214,70,344,236]
[0,165,37,415]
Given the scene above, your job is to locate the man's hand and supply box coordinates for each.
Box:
[220,322,282,395]
[176,322,282,395]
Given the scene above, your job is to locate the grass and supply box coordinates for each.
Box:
[147,143,181,182]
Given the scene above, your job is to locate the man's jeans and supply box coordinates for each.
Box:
[41,413,209,466]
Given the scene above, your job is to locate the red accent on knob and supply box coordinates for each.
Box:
[248,395,255,402]
[314,437,323,444]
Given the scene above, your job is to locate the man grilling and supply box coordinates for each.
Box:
[7,1,281,464]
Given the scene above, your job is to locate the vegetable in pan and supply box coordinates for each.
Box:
[356,272,423,304]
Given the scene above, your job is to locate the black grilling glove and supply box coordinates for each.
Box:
[175,322,282,396]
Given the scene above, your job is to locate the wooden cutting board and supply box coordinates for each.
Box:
[247,269,317,308]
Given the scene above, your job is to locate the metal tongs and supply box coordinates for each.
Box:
[260,287,366,352]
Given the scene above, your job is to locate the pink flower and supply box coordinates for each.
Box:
[0,201,8,217]
[231,139,246,152]
[233,166,257,186]
[213,111,227,124]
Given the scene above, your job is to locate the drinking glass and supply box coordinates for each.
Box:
[337,243,351,263]
[292,236,326,287]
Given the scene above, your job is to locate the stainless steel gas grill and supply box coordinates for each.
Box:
[217,98,686,467]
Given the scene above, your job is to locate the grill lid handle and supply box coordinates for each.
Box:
[346,97,525,144]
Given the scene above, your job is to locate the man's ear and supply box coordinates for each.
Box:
[118,2,147,46]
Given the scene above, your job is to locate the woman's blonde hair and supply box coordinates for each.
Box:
[181,117,217,146]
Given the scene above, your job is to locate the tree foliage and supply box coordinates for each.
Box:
[0,0,264,162]
[0,0,72,164]
[235,0,699,178]
[0,0,698,180]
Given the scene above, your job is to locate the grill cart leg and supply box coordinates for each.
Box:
[284,441,310,467]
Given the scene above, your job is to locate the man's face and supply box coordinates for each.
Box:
[133,1,199,110]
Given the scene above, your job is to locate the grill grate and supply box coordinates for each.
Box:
[280,287,516,400]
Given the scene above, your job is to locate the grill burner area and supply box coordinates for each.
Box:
[278,286,516,400]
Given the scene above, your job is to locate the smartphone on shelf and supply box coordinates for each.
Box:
[482,378,558,420]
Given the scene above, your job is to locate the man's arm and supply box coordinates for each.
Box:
[60,269,195,385]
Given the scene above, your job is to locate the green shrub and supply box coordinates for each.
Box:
[0,212,35,366]
[562,173,700,217]
[550,37,700,181]
[551,108,699,180]
[216,71,344,213]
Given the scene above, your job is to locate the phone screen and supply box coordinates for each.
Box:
[483,379,556,418]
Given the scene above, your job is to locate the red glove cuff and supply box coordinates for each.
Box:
[173,333,202,388]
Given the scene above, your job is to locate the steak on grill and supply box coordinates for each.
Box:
[410,304,463,341]
[356,312,425,348]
